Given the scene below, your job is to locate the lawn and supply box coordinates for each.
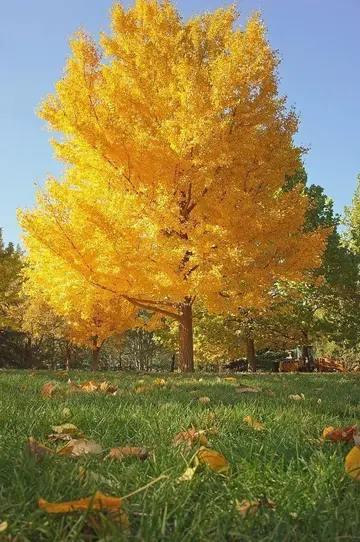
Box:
[0,370,359,542]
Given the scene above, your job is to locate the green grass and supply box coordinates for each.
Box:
[0,370,359,541]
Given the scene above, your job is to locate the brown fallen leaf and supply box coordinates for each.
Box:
[106,447,150,461]
[58,438,103,457]
[0,521,8,533]
[345,446,360,480]
[26,437,55,460]
[243,416,265,431]
[172,426,208,452]
[47,433,73,443]
[235,387,262,394]
[289,394,305,401]
[135,385,152,394]
[236,497,276,517]
[177,466,198,483]
[198,396,211,404]
[196,447,229,473]
[41,383,56,399]
[322,425,356,442]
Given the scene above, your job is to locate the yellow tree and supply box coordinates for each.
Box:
[19,0,326,372]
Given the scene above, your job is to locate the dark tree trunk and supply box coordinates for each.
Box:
[65,342,72,371]
[170,353,176,372]
[247,336,256,372]
[91,337,101,371]
[179,299,194,372]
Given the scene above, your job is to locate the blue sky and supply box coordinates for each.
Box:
[1,0,359,244]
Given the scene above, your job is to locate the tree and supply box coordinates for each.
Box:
[19,1,326,372]
[0,229,23,328]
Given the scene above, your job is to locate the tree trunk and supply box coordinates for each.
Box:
[91,347,100,371]
[65,342,72,371]
[179,299,194,372]
[170,353,176,372]
[247,336,256,372]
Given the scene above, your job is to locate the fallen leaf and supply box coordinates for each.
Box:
[196,447,229,473]
[29,372,36,377]
[317,399,322,405]
[41,383,56,399]
[26,437,54,460]
[153,378,167,386]
[62,407,71,419]
[263,389,275,395]
[51,424,80,435]
[99,381,118,394]
[47,433,73,443]
[235,387,261,393]
[172,427,208,451]
[198,396,211,404]
[106,447,150,461]
[289,394,305,401]
[209,412,216,422]
[243,416,265,431]
[58,438,103,457]
[345,446,360,480]
[223,377,237,382]
[39,491,123,513]
[177,466,197,483]
[354,433,360,447]
[236,497,276,517]
[0,521,8,533]
[81,381,99,393]
[79,467,116,488]
[323,425,356,442]
[135,385,152,394]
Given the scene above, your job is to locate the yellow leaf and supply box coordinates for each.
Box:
[153,378,167,386]
[243,416,265,431]
[0,521,8,533]
[345,446,360,481]
[39,491,122,513]
[223,377,237,382]
[322,426,335,439]
[196,447,229,473]
[51,424,79,435]
[198,396,211,404]
[289,394,305,401]
[81,380,99,393]
[57,438,103,457]
[177,466,197,483]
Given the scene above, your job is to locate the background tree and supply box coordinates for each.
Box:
[0,229,23,328]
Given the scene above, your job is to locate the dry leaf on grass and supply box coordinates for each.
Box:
[51,424,80,435]
[354,433,360,447]
[41,383,56,399]
[81,380,99,393]
[196,447,229,473]
[235,387,261,394]
[289,394,305,401]
[177,466,198,483]
[198,396,211,404]
[322,425,356,442]
[135,385,152,394]
[223,377,237,382]
[29,372,36,377]
[0,521,8,533]
[236,497,276,517]
[58,438,103,457]
[172,427,208,452]
[263,389,275,396]
[99,381,118,394]
[345,446,360,480]
[106,447,150,461]
[243,416,265,431]
[39,491,124,513]
[26,437,55,460]
[153,378,167,386]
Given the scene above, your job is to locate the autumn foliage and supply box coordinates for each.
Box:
[19,0,327,371]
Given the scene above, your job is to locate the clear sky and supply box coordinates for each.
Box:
[1,0,359,244]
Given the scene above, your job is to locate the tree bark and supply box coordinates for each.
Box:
[65,342,72,371]
[91,337,101,371]
[170,353,176,372]
[246,336,256,372]
[178,299,194,372]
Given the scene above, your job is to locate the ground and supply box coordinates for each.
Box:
[0,370,359,542]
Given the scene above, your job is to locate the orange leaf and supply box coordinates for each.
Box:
[41,383,56,399]
[173,427,208,451]
[243,416,265,431]
[39,491,122,513]
[135,385,152,394]
[196,447,229,473]
[106,447,150,461]
[323,425,356,442]
[81,380,99,393]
